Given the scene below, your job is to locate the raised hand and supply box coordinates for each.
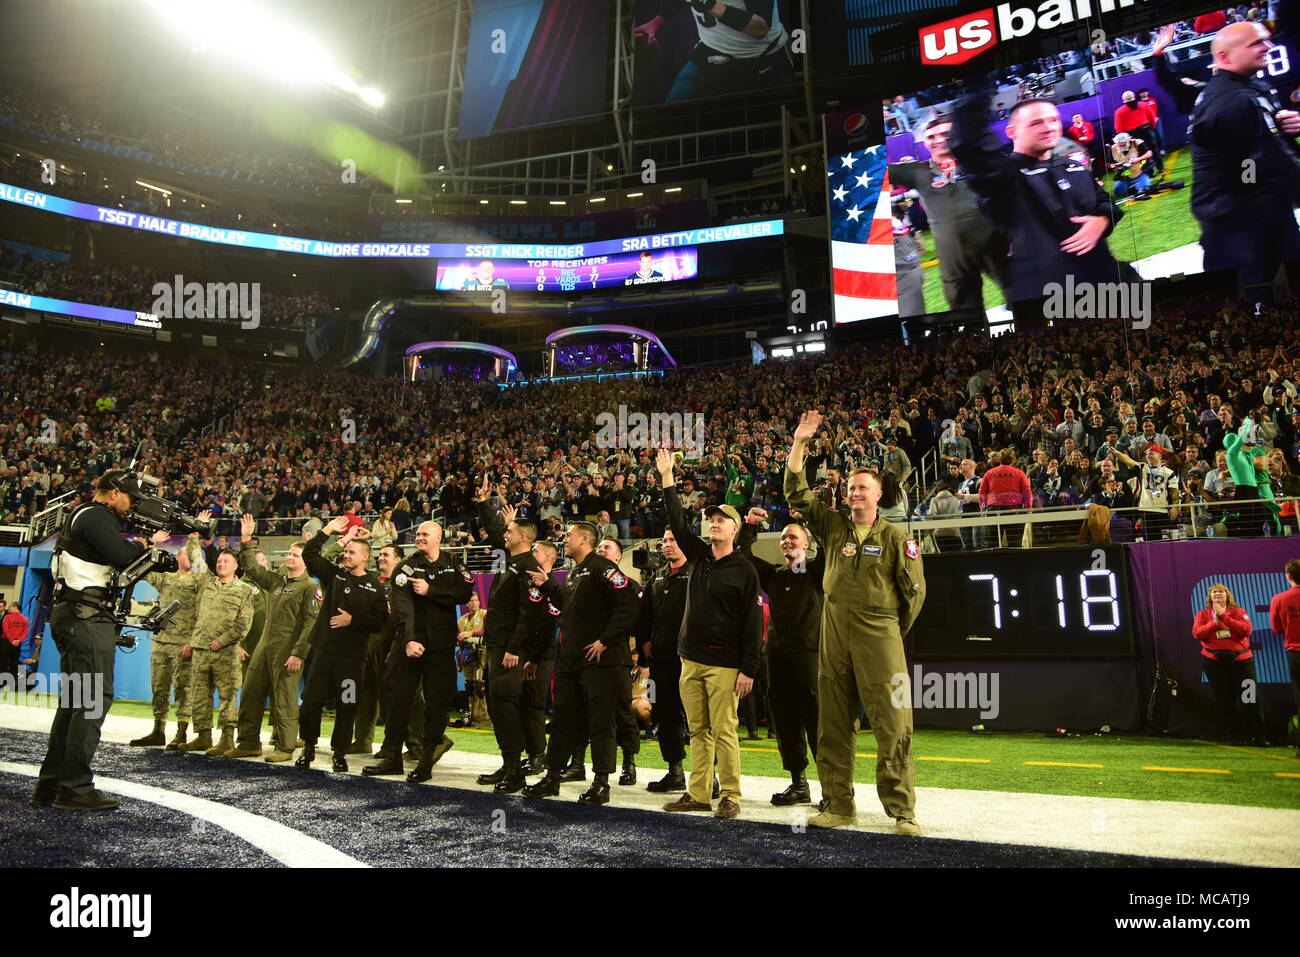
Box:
[794,411,822,443]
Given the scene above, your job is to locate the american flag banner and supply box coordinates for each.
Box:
[826,144,897,323]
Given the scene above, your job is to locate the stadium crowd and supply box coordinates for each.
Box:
[0,247,333,331]
[2,294,1297,542]
[0,83,341,190]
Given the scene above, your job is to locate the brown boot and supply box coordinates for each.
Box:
[166,722,189,750]
[129,720,167,747]
[178,729,213,752]
[206,727,235,756]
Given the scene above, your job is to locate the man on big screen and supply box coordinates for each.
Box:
[950,73,1139,305]
[634,1,793,103]
[1191,19,1300,302]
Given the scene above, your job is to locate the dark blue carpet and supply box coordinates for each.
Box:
[2,730,1226,867]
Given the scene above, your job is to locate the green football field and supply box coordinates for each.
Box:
[13,692,1296,811]
[918,147,1198,316]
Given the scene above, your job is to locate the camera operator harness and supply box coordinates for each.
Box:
[50,500,181,648]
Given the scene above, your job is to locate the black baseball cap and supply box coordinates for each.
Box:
[100,469,143,498]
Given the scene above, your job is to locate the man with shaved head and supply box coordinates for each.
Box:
[1191,18,1300,302]
[364,518,475,782]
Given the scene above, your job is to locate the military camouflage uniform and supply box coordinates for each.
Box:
[143,539,205,723]
[188,576,256,733]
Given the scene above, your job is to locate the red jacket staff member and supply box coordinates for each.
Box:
[2,600,30,679]
[1192,583,1267,746]
[1269,558,1300,755]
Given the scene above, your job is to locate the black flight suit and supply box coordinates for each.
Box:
[634,558,692,766]
[385,549,476,754]
[738,521,824,775]
[1191,68,1300,297]
[299,531,389,751]
[523,589,560,763]
[537,553,641,776]
[478,502,545,768]
[950,74,1138,305]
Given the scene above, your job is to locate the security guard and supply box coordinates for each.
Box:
[738,508,824,806]
[950,73,1138,304]
[524,539,562,774]
[129,534,205,750]
[785,411,927,835]
[522,522,640,806]
[634,531,692,793]
[178,549,256,756]
[474,496,545,794]
[224,513,320,762]
[1191,20,1300,301]
[296,517,389,772]
[364,520,474,782]
[33,470,171,811]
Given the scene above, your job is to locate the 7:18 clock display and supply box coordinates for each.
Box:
[911,546,1134,658]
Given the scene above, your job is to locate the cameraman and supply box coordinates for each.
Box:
[33,471,170,811]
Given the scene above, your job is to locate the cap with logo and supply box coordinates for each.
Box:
[704,504,742,524]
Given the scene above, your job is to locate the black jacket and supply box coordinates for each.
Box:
[663,485,763,678]
[634,558,692,665]
[390,548,476,654]
[301,531,389,659]
[737,520,823,656]
[537,552,640,672]
[1191,68,1300,225]
[478,501,545,657]
[950,74,1133,302]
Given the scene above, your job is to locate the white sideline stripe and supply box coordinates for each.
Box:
[1,762,367,869]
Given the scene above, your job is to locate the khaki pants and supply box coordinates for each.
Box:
[679,657,741,803]
[816,609,914,819]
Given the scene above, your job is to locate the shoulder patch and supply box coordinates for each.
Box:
[314,587,324,601]
[394,573,408,587]
[462,570,474,583]
[604,567,628,588]
[527,586,544,602]
[905,538,919,560]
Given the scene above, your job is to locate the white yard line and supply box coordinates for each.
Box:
[5,704,1297,867]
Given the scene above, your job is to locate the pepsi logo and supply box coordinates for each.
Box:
[842,113,868,136]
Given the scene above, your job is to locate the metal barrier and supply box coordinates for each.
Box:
[26,490,79,546]
[905,496,1299,551]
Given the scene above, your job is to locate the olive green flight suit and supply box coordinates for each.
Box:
[785,468,927,820]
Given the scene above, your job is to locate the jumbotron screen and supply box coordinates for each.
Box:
[434,248,698,292]
[879,12,1232,319]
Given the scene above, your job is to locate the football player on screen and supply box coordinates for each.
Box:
[625,250,666,285]
[461,260,510,291]
[634,1,793,103]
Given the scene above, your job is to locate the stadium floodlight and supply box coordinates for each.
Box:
[589,197,605,203]
[134,180,172,196]
[140,0,385,109]
[509,200,526,205]
[549,200,565,206]
[664,187,681,193]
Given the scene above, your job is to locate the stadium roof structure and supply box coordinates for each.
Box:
[544,324,676,368]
